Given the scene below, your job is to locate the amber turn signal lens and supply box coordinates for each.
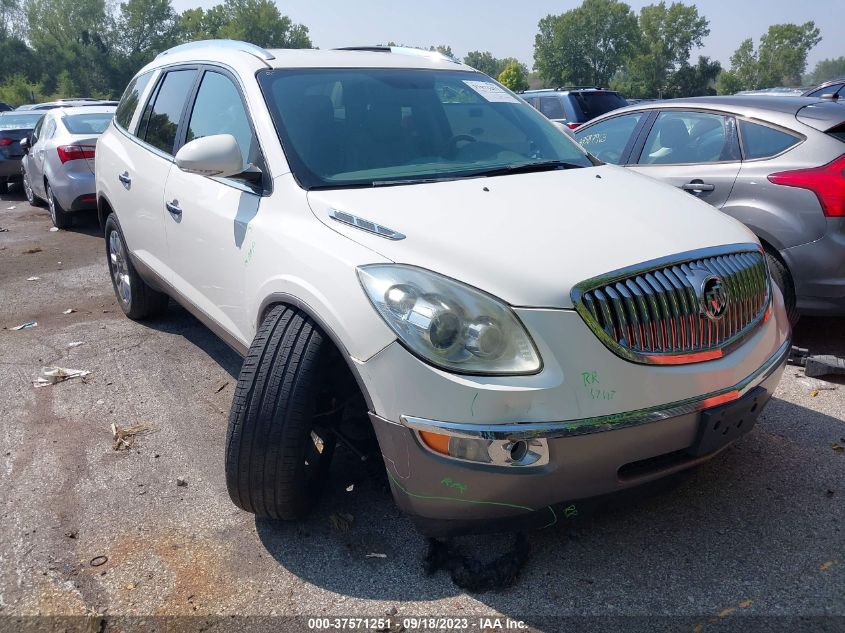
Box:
[419,430,450,455]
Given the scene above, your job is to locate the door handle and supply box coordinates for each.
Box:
[118,172,131,187]
[166,200,182,217]
[682,180,715,193]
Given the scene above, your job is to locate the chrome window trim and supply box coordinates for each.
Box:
[400,337,790,441]
[570,243,771,365]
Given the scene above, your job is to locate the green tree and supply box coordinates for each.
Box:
[498,60,529,92]
[622,1,710,98]
[178,0,311,48]
[715,70,743,95]
[534,0,639,88]
[805,57,845,85]
[113,0,179,86]
[1,0,25,38]
[0,73,44,106]
[757,22,821,86]
[667,55,720,97]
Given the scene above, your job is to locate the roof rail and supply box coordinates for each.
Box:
[157,39,275,62]
[334,45,460,64]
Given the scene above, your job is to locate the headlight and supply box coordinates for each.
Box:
[357,264,542,375]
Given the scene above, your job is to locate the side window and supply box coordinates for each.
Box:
[43,118,57,140]
[739,120,801,160]
[539,96,566,120]
[639,111,735,165]
[575,113,643,164]
[115,70,153,132]
[30,116,44,143]
[140,69,197,155]
[807,83,844,98]
[185,71,256,169]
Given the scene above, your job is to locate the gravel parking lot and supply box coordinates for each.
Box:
[1,185,843,631]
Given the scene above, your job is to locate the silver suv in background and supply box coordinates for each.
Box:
[21,105,116,228]
[523,87,628,129]
[574,96,845,319]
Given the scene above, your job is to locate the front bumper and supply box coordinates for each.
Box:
[370,340,788,536]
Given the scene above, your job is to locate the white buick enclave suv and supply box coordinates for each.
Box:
[96,40,791,536]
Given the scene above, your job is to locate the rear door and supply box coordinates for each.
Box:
[162,67,267,343]
[108,68,198,277]
[628,109,741,209]
[28,115,53,197]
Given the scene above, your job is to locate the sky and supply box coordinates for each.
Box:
[171,0,843,72]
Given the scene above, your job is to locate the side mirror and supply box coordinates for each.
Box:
[174,134,244,178]
[551,121,576,139]
[19,136,29,152]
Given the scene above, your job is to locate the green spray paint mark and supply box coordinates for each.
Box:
[563,504,578,518]
[243,241,255,265]
[385,470,558,529]
[470,393,479,417]
[441,477,467,494]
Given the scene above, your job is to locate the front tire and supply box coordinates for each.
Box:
[46,182,72,229]
[22,168,43,206]
[226,305,337,520]
[104,214,169,320]
[0,177,8,195]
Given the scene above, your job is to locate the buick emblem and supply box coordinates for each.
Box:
[700,275,727,320]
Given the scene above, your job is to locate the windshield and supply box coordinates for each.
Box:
[258,68,593,188]
[63,112,114,134]
[0,113,43,130]
[571,92,628,121]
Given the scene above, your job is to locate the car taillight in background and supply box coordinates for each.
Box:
[566,122,580,130]
[57,144,96,164]
[0,137,13,146]
[768,154,845,218]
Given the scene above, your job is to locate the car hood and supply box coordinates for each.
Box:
[306,164,758,309]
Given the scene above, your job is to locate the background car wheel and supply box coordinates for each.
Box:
[0,177,8,195]
[46,182,72,229]
[765,250,798,326]
[22,169,43,206]
[226,305,339,521]
[104,214,169,320]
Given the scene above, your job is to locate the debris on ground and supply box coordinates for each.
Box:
[23,247,42,254]
[346,484,354,492]
[831,442,844,453]
[789,346,845,379]
[214,380,229,393]
[6,205,15,210]
[329,512,354,532]
[11,321,37,330]
[366,552,387,558]
[49,227,58,232]
[67,341,84,348]
[0,227,8,232]
[64,530,78,539]
[89,556,108,567]
[111,423,151,451]
[176,478,188,487]
[63,308,76,314]
[26,276,40,281]
[424,533,530,592]
[34,366,91,387]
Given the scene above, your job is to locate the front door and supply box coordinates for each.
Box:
[628,110,741,209]
[163,68,267,345]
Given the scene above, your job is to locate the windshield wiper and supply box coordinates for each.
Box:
[466,160,586,178]
[371,176,461,187]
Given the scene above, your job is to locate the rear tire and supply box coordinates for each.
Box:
[765,250,798,326]
[0,178,8,195]
[104,214,169,320]
[46,182,72,229]
[226,305,337,520]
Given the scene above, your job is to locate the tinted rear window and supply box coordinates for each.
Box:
[827,123,845,143]
[63,112,114,134]
[739,120,801,159]
[115,70,153,132]
[139,69,197,154]
[0,113,43,130]
[571,92,628,121]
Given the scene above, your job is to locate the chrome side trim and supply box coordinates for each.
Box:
[130,255,250,357]
[328,208,405,240]
[400,338,790,441]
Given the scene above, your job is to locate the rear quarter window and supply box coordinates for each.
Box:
[114,70,153,132]
[739,120,801,159]
[826,123,845,143]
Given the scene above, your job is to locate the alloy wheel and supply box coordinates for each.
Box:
[108,229,131,308]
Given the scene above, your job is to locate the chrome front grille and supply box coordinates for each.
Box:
[571,245,771,364]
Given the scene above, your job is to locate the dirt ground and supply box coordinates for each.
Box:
[1,184,843,632]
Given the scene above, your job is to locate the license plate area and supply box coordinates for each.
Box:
[689,387,769,457]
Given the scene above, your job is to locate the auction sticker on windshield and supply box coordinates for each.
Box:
[463,80,519,103]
